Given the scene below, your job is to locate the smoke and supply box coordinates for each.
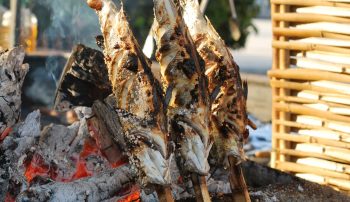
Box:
[34,0,102,49]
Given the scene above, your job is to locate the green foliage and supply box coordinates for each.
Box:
[205,0,259,49]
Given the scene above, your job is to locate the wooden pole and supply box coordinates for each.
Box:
[191,174,211,202]
[275,119,350,141]
[273,27,350,40]
[228,156,251,202]
[278,148,349,164]
[268,68,350,83]
[155,186,174,202]
[10,0,18,48]
[272,13,350,23]
[271,0,350,8]
[274,102,350,123]
[274,95,350,108]
[270,2,280,169]
[275,132,350,149]
[270,79,350,97]
[276,161,350,180]
[272,41,350,54]
[277,3,291,164]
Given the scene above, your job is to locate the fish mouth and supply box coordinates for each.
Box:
[132,146,171,186]
[176,119,211,175]
[128,130,171,185]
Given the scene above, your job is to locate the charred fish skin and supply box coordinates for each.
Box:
[87,0,170,186]
[153,0,212,175]
[181,0,252,166]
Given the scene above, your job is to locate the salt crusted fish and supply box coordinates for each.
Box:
[152,0,212,175]
[181,0,256,166]
[87,0,170,186]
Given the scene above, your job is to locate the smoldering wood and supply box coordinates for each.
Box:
[0,110,41,201]
[0,47,29,134]
[54,44,111,111]
[16,165,136,202]
[92,99,127,152]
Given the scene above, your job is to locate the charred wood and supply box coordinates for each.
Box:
[0,47,29,135]
[54,44,111,111]
[17,165,136,202]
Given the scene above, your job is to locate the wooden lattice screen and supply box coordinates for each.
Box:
[269,0,350,194]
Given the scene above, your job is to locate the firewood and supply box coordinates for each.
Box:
[0,110,41,201]
[54,44,111,111]
[16,165,136,202]
[0,47,29,135]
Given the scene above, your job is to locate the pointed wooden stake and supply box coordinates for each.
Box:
[228,156,251,202]
[155,186,174,202]
[191,174,211,202]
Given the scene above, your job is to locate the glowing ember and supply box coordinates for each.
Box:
[24,153,57,183]
[4,193,15,202]
[0,127,12,142]
[116,186,141,202]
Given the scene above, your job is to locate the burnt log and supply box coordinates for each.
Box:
[17,165,136,202]
[0,110,41,201]
[0,47,29,135]
[54,44,111,111]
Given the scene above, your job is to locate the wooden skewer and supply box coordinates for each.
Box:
[191,174,211,202]
[277,148,349,164]
[274,102,350,123]
[273,27,350,40]
[272,13,350,24]
[275,132,350,149]
[272,40,350,54]
[269,68,350,83]
[271,0,350,8]
[276,161,350,180]
[155,186,174,202]
[270,79,350,97]
[228,156,251,202]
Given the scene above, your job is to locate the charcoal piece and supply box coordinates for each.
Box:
[54,44,111,111]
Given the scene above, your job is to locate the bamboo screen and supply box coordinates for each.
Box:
[269,0,350,193]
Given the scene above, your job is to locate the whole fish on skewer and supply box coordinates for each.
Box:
[152,0,212,176]
[87,0,171,187]
[181,0,256,167]
[181,1,256,201]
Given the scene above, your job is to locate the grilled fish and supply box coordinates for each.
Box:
[152,0,212,175]
[87,0,170,186]
[181,0,256,166]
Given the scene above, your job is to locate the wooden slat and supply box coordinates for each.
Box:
[268,68,350,82]
[275,119,350,141]
[276,161,350,180]
[272,13,350,23]
[270,80,350,97]
[272,41,350,54]
[273,27,350,40]
[274,103,350,123]
[271,0,350,8]
[278,148,349,164]
[275,133,350,149]
[274,95,350,108]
